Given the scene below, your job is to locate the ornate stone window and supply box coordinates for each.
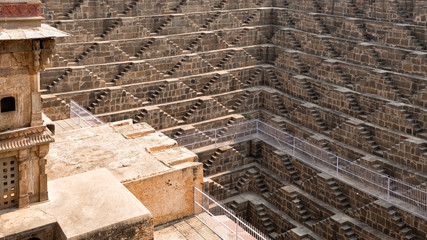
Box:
[0,96,15,113]
[0,157,18,210]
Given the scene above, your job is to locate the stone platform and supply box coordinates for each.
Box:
[0,168,153,240]
[154,216,221,240]
[46,119,203,225]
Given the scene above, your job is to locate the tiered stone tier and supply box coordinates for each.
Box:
[40,0,426,239]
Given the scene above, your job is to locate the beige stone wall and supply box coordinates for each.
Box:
[0,40,34,131]
[124,162,203,225]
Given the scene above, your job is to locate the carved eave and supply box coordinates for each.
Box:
[0,131,54,153]
[0,125,47,141]
[0,23,68,40]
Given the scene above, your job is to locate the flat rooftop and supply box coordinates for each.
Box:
[46,120,197,182]
[0,168,152,239]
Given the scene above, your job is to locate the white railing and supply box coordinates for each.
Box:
[194,187,270,240]
[175,120,427,220]
[70,100,104,128]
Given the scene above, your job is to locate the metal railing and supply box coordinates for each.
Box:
[175,120,427,220]
[194,187,270,240]
[70,100,104,128]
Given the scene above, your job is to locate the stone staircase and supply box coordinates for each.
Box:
[133,108,148,123]
[348,0,364,18]
[354,21,371,41]
[217,117,236,137]
[332,64,353,88]
[231,91,250,111]
[278,119,288,132]
[75,42,98,63]
[113,62,134,84]
[365,46,385,68]
[63,0,84,19]
[291,53,309,74]
[344,92,365,118]
[230,29,249,45]
[398,108,423,135]
[187,33,205,51]
[382,74,410,103]
[121,0,140,16]
[255,205,279,239]
[47,68,72,91]
[387,209,416,240]
[280,155,301,184]
[87,90,108,112]
[284,30,302,50]
[51,53,69,67]
[326,179,351,211]
[99,19,121,39]
[390,0,412,23]
[309,108,328,133]
[318,141,337,164]
[313,14,329,35]
[242,10,261,26]
[290,194,314,226]
[310,0,322,13]
[134,39,155,58]
[357,126,383,157]
[402,26,426,51]
[255,0,266,7]
[243,68,262,87]
[201,74,220,93]
[266,69,283,90]
[172,128,185,139]
[147,84,167,103]
[321,38,340,58]
[341,223,359,240]
[235,169,257,192]
[348,201,374,218]
[253,173,269,196]
[282,10,296,28]
[134,107,180,126]
[171,0,188,12]
[301,79,319,104]
[165,56,189,76]
[370,160,386,175]
[272,94,288,116]
[201,11,221,29]
[214,0,228,10]
[182,99,203,122]
[217,50,236,68]
[152,16,174,35]
[204,148,226,172]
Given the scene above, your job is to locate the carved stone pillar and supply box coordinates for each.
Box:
[38,144,49,202]
[18,149,29,208]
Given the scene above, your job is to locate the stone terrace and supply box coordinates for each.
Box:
[40,0,426,239]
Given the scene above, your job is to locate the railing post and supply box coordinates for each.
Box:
[235,215,238,240]
[256,119,259,136]
[194,187,196,216]
[292,137,295,156]
[387,177,390,200]
[214,129,217,148]
[336,156,339,175]
[78,104,81,125]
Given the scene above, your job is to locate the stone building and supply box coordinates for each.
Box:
[0,1,155,240]
[0,0,66,210]
[1,0,427,239]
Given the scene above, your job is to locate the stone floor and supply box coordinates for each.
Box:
[154,216,221,240]
[53,118,81,133]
